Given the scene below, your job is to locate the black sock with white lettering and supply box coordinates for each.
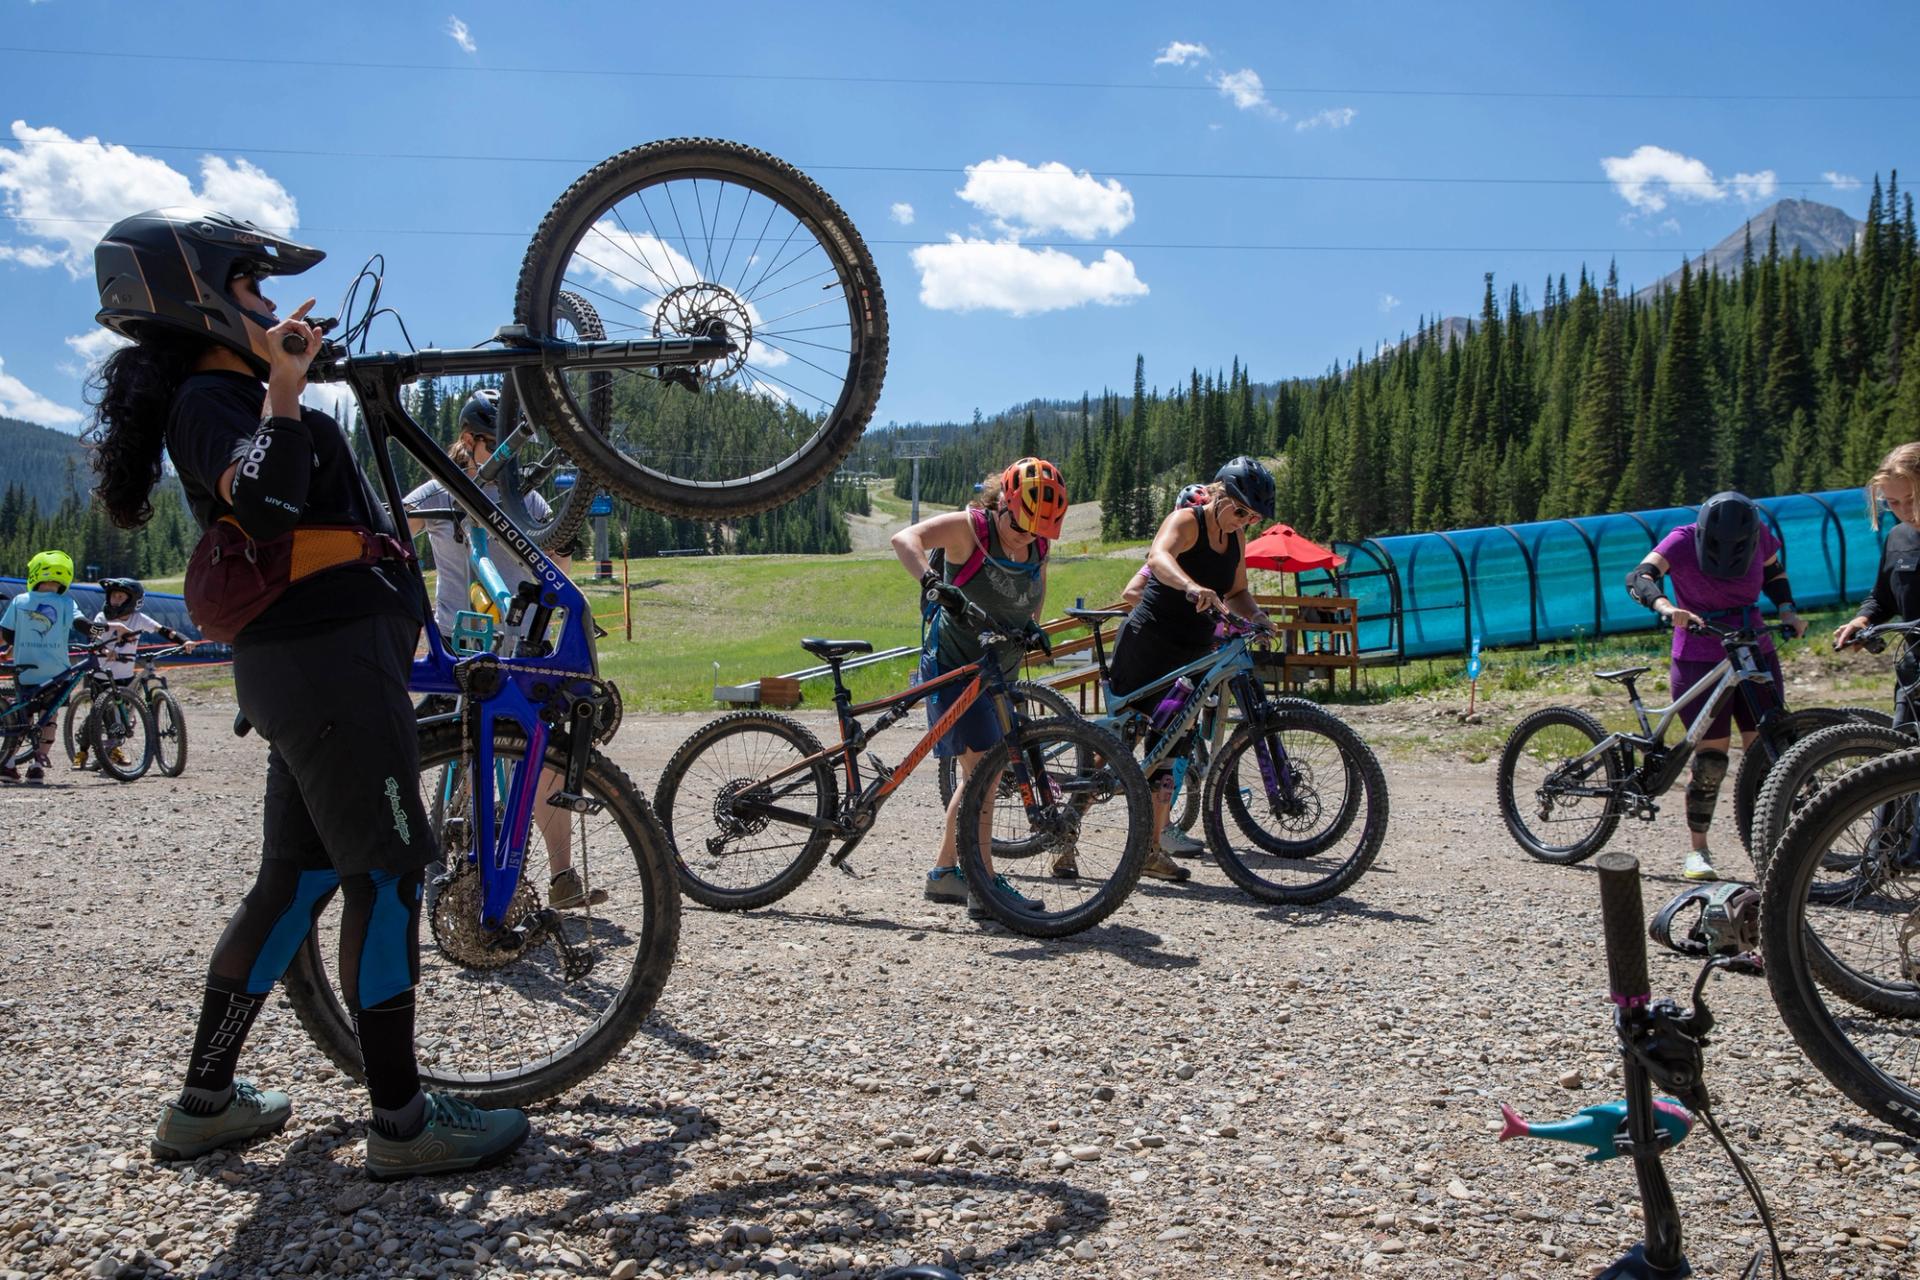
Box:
[177,977,267,1113]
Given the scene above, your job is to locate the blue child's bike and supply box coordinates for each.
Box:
[272,138,888,1105]
[3,632,155,783]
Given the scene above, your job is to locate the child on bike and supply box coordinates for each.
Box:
[1834,442,1920,724]
[403,390,603,908]
[95,577,199,683]
[1109,457,1278,883]
[1626,491,1807,881]
[0,550,88,783]
[88,208,526,1176]
[893,457,1065,919]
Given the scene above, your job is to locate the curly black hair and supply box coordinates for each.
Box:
[83,332,206,529]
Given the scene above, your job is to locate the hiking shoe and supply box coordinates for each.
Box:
[364,1093,529,1182]
[1683,849,1718,882]
[24,761,45,784]
[152,1080,292,1161]
[1141,848,1192,883]
[110,746,132,768]
[548,868,608,909]
[923,865,968,903]
[968,873,1044,920]
[1159,824,1206,857]
[1049,850,1079,880]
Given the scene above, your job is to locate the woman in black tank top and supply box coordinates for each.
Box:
[1109,466,1276,881]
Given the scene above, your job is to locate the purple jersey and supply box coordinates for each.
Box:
[1654,521,1781,663]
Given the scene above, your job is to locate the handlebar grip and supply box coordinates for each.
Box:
[1596,852,1652,1006]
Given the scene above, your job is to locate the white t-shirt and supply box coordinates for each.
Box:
[404,479,552,635]
[95,609,163,682]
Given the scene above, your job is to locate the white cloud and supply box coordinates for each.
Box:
[59,328,130,377]
[0,355,83,426]
[1154,41,1211,67]
[571,220,787,371]
[1378,293,1401,313]
[956,157,1135,240]
[910,238,1147,317]
[446,16,476,54]
[1599,145,1777,215]
[889,202,915,226]
[1295,107,1357,132]
[0,121,299,276]
[1824,171,1863,191]
[1209,68,1277,116]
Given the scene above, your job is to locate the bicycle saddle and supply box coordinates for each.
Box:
[800,637,873,661]
[1595,666,1651,684]
[1063,607,1128,623]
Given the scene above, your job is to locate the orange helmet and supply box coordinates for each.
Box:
[1000,457,1069,539]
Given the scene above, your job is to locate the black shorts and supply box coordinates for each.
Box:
[1108,618,1210,707]
[233,613,433,876]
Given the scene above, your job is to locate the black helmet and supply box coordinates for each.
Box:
[1214,456,1276,520]
[459,389,501,439]
[1695,491,1761,579]
[94,208,324,378]
[99,577,145,621]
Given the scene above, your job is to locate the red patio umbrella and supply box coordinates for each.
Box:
[1243,523,1344,573]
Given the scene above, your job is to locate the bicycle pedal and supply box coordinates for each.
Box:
[546,790,605,816]
[866,753,895,786]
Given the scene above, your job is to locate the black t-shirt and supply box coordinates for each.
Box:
[1859,522,1920,626]
[167,370,423,641]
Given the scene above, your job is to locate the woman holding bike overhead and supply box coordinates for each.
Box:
[1626,491,1807,882]
[1109,456,1277,883]
[893,458,1065,920]
[1833,443,1920,727]
[87,208,527,1177]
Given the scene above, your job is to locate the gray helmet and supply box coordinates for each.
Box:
[1695,492,1761,579]
[1176,482,1209,509]
[94,208,324,377]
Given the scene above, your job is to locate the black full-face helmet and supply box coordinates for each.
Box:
[99,577,145,620]
[1214,455,1276,520]
[1695,491,1762,579]
[94,208,324,377]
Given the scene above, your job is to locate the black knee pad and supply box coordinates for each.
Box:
[1685,749,1730,834]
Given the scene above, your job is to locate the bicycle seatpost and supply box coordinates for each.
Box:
[1596,852,1688,1278]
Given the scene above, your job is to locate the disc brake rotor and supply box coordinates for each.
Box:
[429,862,542,970]
[654,283,752,382]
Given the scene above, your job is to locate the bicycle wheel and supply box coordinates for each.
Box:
[1202,708,1388,904]
[653,711,838,909]
[148,689,188,777]
[281,719,680,1107]
[61,685,93,767]
[1496,706,1624,864]
[495,290,607,552]
[936,681,1079,858]
[1732,706,1872,855]
[957,716,1151,938]
[1760,749,1920,1136]
[89,688,154,782]
[514,138,888,519]
[1752,721,1914,876]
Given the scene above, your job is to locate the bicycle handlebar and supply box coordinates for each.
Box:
[924,585,1052,656]
[1680,616,1793,644]
[1596,852,1652,1006]
[1854,617,1920,653]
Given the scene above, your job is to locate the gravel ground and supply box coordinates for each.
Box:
[2,679,1917,1280]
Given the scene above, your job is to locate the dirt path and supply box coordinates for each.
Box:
[1,682,1915,1279]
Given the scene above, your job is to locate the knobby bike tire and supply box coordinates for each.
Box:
[1496,705,1624,864]
[956,715,1152,938]
[89,688,154,782]
[150,689,188,777]
[1752,721,1914,875]
[61,686,92,767]
[1732,706,1876,855]
[495,290,607,552]
[514,137,889,519]
[1759,749,1920,1137]
[281,719,680,1107]
[1202,708,1389,904]
[653,711,838,909]
[936,681,1080,858]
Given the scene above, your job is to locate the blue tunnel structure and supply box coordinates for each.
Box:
[1307,489,1889,662]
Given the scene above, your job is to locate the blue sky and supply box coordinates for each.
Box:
[2,1,1916,432]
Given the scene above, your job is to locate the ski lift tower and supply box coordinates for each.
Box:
[897,440,935,524]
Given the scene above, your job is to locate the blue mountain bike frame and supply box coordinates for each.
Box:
[309,332,728,929]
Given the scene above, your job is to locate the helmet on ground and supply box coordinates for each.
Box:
[460,388,501,439]
[1695,492,1761,579]
[1177,483,1210,509]
[94,208,325,379]
[1214,456,1276,520]
[25,550,74,591]
[1000,457,1069,539]
[100,577,145,620]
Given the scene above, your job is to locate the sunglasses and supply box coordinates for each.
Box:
[1222,501,1256,521]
